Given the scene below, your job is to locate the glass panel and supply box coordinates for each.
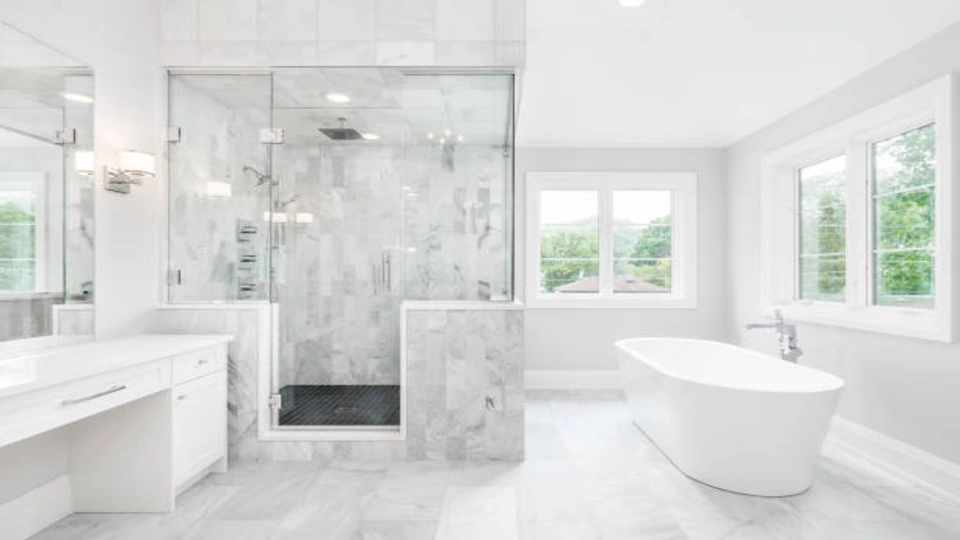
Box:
[613,190,672,294]
[167,74,273,302]
[539,191,599,293]
[798,155,847,302]
[871,123,936,308]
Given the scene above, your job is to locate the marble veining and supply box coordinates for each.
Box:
[159,0,526,67]
[32,390,960,540]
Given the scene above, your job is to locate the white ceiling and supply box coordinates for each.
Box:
[517,0,960,148]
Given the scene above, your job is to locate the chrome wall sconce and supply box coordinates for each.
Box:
[104,150,155,194]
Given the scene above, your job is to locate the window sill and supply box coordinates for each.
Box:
[527,294,697,310]
[774,303,954,342]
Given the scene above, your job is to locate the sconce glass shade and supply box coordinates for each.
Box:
[119,150,156,177]
[74,151,95,175]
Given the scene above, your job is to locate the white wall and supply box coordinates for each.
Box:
[516,147,728,371]
[728,22,960,465]
[1,0,164,339]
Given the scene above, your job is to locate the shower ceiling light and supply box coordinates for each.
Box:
[325,93,351,104]
[361,133,380,140]
[619,0,647,6]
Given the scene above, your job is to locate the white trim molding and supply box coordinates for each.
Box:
[828,417,960,502]
[525,370,622,390]
[760,75,958,342]
[525,171,698,310]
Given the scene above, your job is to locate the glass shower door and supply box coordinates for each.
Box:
[269,71,405,428]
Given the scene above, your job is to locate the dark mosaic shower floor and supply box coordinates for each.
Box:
[278,385,400,426]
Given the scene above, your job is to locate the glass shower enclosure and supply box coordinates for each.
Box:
[167,68,515,432]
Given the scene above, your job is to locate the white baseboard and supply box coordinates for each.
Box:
[0,475,72,540]
[828,417,960,502]
[525,370,621,390]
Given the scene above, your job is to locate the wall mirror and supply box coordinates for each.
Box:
[0,22,94,350]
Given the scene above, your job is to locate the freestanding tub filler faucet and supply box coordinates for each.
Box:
[746,309,803,363]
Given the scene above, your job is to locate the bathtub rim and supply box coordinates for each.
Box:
[615,337,845,395]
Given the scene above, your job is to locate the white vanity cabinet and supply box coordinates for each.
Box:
[0,335,232,540]
[172,344,228,489]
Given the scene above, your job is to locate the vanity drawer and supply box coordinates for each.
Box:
[171,344,226,386]
[0,360,171,448]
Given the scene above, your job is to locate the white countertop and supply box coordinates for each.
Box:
[0,334,233,399]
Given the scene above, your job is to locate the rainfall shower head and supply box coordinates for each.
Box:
[243,165,272,186]
[319,117,363,141]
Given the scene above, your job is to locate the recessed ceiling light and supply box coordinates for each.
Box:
[62,92,94,104]
[362,133,380,140]
[619,0,647,6]
[325,93,351,104]
[457,135,464,142]
[427,132,434,139]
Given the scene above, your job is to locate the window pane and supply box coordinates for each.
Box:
[539,191,599,293]
[798,155,847,302]
[875,250,935,308]
[871,123,936,308]
[0,188,36,291]
[612,190,672,294]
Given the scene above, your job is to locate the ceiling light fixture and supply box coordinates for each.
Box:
[361,133,380,140]
[325,93,351,104]
[619,0,647,6]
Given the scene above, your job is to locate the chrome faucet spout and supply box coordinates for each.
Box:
[745,309,802,363]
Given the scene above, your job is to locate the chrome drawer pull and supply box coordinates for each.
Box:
[61,384,126,406]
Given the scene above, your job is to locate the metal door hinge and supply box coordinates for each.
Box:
[166,269,182,285]
[269,393,283,410]
[166,127,182,143]
[260,128,285,145]
[54,129,76,145]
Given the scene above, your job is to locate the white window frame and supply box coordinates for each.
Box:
[526,171,698,309]
[760,75,956,342]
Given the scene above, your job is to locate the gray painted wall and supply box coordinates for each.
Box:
[727,22,960,465]
[515,147,729,371]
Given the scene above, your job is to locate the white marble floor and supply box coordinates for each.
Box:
[32,390,960,539]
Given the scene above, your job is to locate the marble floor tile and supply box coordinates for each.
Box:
[30,391,960,540]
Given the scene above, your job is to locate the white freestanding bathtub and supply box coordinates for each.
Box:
[616,338,844,497]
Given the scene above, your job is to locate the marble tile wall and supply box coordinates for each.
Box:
[0,296,59,341]
[272,138,512,388]
[153,305,524,462]
[160,0,525,67]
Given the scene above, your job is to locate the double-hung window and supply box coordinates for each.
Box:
[526,172,697,308]
[761,75,955,341]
